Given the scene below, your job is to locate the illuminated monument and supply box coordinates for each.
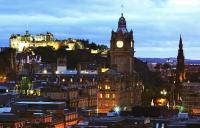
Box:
[98,14,142,113]
[172,35,186,104]
[176,35,186,84]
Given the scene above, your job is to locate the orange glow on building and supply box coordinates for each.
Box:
[99,93,103,98]
[54,123,65,128]
[105,85,110,90]
[0,75,7,82]
[112,94,115,98]
[155,98,168,106]
[106,94,110,98]
[65,120,78,126]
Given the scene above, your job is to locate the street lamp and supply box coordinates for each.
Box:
[62,78,65,82]
[114,106,120,116]
[43,69,47,74]
[160,89,167,96]
[55,70,59,74]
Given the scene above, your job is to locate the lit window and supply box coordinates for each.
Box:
[99,86,102,89]
[161,123,165,128]
[106,94,110,98]
[156,123,159,128]
[112,94,115,98]
[105,85,110,90]
[99,93,103,98]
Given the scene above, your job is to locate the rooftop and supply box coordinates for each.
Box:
[16,101,65,105]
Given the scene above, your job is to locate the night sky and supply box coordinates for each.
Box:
[0,0,200,59]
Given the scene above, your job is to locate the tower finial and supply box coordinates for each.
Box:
[26,24,29,35]
[121,4,124,15]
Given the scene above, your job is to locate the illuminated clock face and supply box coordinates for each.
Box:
[116,41,124,48]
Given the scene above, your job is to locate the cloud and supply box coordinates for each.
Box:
[0,0,200,59]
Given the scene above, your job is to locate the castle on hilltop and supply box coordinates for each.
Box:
[10,31,85,52]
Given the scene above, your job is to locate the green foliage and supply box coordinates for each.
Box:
[31,39,108,67]
[134,58,171,106]
[19,77,32,94]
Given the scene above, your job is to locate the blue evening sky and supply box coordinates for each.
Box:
[0,0,200,59]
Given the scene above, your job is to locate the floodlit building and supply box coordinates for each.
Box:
[98,13,143,113]
[10,31,85,52]
[38,14,143,114]
[10,31,55,52]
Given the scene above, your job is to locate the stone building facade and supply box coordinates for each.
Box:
[98,14,142,113]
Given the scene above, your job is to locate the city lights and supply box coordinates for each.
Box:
[160,89,167,96]
[114,106,120,114]
[0,1,200,127]
[43,69,47,74]
[55,70,59,74]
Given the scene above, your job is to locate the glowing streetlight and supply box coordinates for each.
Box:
[43,69,47,74]
[151,99,154,106]
[114,106,120,116]
[29,90,34,95]
[62,78,65,82]
[55,70,59,74]
[160,89,167,96]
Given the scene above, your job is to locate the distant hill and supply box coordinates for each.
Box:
[138,57,200,65]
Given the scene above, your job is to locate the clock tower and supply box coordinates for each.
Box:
[110,13,134,74]
[98,13,142,113]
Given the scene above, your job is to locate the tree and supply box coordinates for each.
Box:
[90,42,98,50]
[56,46,68,57]
[162,63,171,70]
[19,77,32,95]
[97,44,108,50]
[154,63,162,72]
[33,46,56,63]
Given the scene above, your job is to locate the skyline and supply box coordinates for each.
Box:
[0,0,200,59]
